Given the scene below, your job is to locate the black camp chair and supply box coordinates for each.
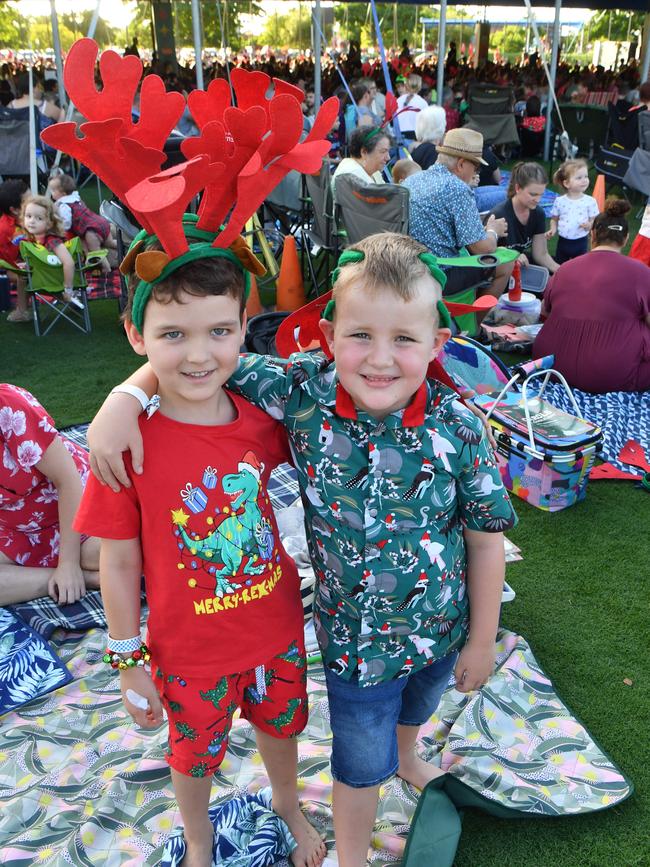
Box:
[0,105,48,182]
[302,158,339,294]
[333,175,409,246]
[464,84,519,148]
[552,104,609,159]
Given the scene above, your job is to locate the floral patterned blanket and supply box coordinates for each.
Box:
[0,626,631,866]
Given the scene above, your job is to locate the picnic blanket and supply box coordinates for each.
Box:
[0,625,631,866]
[530,384,650,473]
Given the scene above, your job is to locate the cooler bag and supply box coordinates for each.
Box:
[473,361,602,512]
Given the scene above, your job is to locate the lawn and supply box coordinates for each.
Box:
[1,156,648,866]
[1,296,648,867]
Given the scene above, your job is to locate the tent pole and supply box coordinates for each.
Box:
[28,63,38,194]
[641,13,650,83]
[191,0,204,90]
[313,0,322,109]
[436,0,447,106]
[49,0,66,110]
[543,0,561,163]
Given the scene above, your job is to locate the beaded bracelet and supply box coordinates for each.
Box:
[106,634,142,654]
[102,643,151,671]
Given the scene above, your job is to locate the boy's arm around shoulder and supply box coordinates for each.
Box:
[88,363,158,491]
[227,351,319,422]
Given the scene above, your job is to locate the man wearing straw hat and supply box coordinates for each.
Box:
[404,127,511,298]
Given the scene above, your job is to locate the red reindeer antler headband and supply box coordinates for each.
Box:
[41,39,339,332]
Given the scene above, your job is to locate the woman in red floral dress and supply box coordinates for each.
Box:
[0,384,100,605]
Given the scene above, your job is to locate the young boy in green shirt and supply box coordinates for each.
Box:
[91,233,516,867]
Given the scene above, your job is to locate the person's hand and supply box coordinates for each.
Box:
[517,253,529,267]
[579,220,591,230]
[454,638,496,692]
[120,667,165,729]
[88,393,145,492]
[486,214,508,238]
[458,389,497,450]
[545,225,556,239]
[48,561,86,605]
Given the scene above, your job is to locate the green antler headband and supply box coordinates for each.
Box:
[125,216,260,334]
[323,249,452,330]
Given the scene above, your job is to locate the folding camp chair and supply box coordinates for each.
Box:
[552,104,609,159]
[264,170,305,239]
[0,105,48,182]
[638,112,650,153]
[302,158,339,294]
[100,199,140,312]
[19,237,98,336]
[464,84,519,148]
[333,176,409,246]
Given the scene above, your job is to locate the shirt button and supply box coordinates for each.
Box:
[368,508,377,517]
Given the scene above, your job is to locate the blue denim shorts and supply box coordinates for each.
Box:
[325,652,457,788]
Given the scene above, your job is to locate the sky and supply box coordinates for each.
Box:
[17,0,595,31]
[16,1,137,31]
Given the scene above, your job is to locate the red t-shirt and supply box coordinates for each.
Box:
[74,392,303,677]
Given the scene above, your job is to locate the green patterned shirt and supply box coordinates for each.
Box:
[228,352,517,686]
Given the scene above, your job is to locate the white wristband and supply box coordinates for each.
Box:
[486,229,498,240]
[110,384,150,412]
[106,634,142,653]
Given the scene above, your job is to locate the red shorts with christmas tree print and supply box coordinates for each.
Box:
[152,636,308,777]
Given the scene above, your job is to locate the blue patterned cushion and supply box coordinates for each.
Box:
[0,608,72,715]
[160,787,296,867]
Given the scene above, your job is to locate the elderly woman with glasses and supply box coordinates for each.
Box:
[331,126,392,196]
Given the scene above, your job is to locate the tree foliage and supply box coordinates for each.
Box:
[258,7,313,50]
[0,1,116,52]
[332,4,473,53]
[587,10,645,44]
[491,25,526,62]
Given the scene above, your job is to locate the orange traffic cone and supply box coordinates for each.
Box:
[246,273,263,318]
[593,174,606,212]
[276,234,306,311]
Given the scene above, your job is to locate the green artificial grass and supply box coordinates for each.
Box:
[1,162,648,866]
[1,301,648,867]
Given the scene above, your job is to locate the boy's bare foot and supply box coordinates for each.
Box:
[397,754,445,791]
[180,821,213,867]
[273,801,327,867]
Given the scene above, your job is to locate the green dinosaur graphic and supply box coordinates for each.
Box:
[189,761,211,778]
[264,698,303,735]
[174,722,199,743]
[175,462,272,597]
[199,676,229,708]
[275,640,306,670]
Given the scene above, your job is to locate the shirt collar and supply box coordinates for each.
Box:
[334,380,428,427]
[298,358,444,428]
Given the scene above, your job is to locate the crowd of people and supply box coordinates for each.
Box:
[1,35,649,867]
